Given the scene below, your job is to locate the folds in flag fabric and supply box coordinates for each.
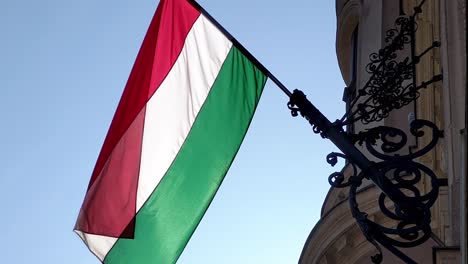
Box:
[74,0,267,263]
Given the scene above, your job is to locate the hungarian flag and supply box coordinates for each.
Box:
[74,0,267,263]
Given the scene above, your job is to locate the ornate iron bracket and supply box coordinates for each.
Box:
[339,0,441,127]
[289,1,446,263]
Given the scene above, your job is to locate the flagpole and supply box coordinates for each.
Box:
[189,0,292,97]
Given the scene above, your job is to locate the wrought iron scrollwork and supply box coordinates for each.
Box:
[288,0,446,263]
[326,152,359,188]
[340,0,442,127]
[331,119,445,263]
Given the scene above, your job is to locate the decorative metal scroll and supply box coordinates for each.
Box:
[339,0,442,127]
[327,120,445,263]
[288,0,446,263]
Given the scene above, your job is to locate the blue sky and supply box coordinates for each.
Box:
[1,0,345,263]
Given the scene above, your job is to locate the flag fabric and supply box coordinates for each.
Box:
[74,0,267,263]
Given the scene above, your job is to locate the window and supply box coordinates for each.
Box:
[342,26,358,133]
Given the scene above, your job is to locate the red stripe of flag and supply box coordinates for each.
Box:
[76,0,200,238]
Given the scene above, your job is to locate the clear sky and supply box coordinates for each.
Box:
[1,0,346,263]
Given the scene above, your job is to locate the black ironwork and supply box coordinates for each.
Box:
[339,0,441,127]
[288,1,446,263]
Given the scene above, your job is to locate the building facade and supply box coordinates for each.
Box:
[299,0,466,263]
